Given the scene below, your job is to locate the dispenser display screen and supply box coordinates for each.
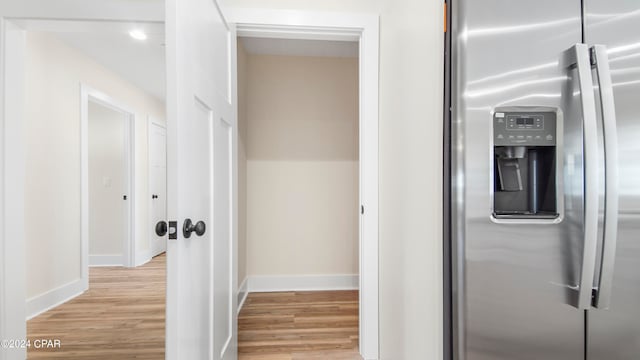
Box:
[506,115,544,130]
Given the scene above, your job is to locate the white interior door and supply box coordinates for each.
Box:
[149,121,167,257]
[165,0,237,359]
[88,101,128,265]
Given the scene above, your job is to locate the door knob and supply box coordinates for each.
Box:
[152,194,159,199]
[155,221,168,236]
[183,218,206,238]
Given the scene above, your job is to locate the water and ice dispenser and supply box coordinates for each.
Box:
[492,109,559,219]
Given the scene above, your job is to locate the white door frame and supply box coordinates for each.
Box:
[81,84,136,269]
[0,2,161,359]
[0,19,28,360]
[147,116,167,258]
[228,9,380,360]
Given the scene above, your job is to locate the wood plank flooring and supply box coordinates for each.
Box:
[27,253,361,359]
[238,291,361,360]
[27,254,166,359]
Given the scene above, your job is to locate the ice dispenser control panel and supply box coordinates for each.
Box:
[492,109,559,220]
[494,112,556,146]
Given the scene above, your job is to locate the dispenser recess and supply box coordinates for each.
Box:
[492,109,559,219]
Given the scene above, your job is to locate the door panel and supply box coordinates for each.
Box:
[178,97,214,359]
[149,122,167,256]
[452,1,585,359]
[214,117,233,358]
[165,0,237,358]
[585,2,640,358]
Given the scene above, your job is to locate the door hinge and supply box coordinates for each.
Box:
[444,3,447,33]
[361,205,364,214]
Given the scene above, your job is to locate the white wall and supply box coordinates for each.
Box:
[225,1,445,359]
[24,31,165,300]
[88,101,127,259]
[0,1,164,21]
[245,54,359,278]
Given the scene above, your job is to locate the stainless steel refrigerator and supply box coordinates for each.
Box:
[445,1,640,359]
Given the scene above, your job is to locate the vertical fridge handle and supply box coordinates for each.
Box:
[563,43,600,310]
[591,45,619,310]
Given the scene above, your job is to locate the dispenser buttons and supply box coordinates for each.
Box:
[494,111,556,147]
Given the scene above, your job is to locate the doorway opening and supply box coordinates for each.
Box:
[236,35,360,357]
[230,10,380,360]
[7,19,169,358]
[83,86,136,268]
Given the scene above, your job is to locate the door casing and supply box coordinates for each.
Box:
[0,19,27,360]
[82,84,137,271]
[228,8,380,360]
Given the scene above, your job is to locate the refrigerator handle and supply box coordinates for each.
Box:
[591,45,619,310]
[563,44,600,310]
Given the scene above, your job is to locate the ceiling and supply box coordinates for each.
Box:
[240,37,358,58]
[15,20,358,102]
[17,20,166,101]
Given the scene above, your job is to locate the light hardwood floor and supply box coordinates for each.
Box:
[238,291,361,360]
[27,254,166,359]
[28,254,360,359]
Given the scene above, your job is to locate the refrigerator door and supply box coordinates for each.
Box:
[451,1,586,359]
[585,2,640,359]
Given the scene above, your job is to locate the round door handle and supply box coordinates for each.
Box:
[183,218,206,238]
[155,221,168,236]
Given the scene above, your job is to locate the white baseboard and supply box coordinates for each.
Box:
[237,277,249,314]
[89,254,124,267]
[151,244,167,258]
[26,278,86,320]
[135,249,152,267]
[247,274,359,293]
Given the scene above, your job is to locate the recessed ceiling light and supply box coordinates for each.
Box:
[129,29,148,41]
